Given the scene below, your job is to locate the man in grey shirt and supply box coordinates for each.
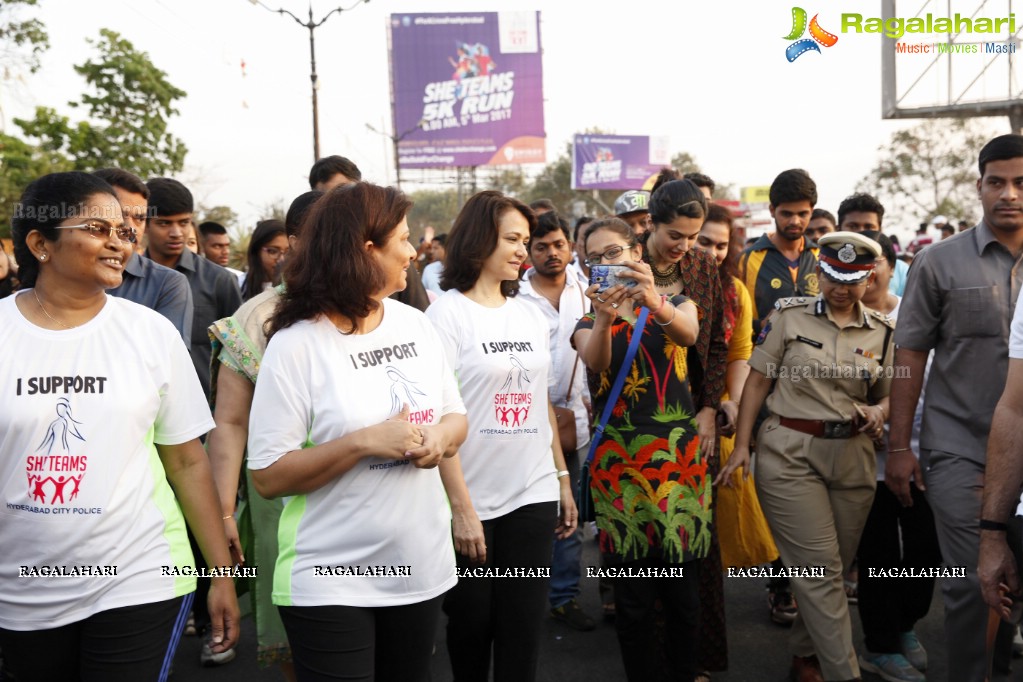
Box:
[94,168,193,347]
[888,134,1023,681]
[144,177,242,400]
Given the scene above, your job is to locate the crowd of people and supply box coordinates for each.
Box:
[3,135,1023,682]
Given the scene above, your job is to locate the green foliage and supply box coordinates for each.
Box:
[400,141,719,237]
[0,131,73,238]
[859,118,994,227]
[18,29,188,175]
[196,204,245,268]
[197,205,240,232]
[522,141,621,216]
[1,28,187,238]
[406,188,460,242]
[0,0,49,76]
[257,200,286,223]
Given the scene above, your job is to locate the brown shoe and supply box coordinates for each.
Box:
[789,655,824,682]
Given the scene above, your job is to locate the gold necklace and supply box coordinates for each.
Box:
[650,261,682,287]
[33,289,76,329]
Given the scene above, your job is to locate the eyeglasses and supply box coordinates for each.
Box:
[585,245,626,267]
[55,222,137,244]
[261,246,289,259]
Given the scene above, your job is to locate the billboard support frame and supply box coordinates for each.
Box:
[881,0,1023,133]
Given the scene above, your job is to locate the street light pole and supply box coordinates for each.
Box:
[249,0,369,162]
[366,120,424,189]
[307,6,321,162]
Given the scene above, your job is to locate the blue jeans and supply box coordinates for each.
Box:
[549,447,584,608]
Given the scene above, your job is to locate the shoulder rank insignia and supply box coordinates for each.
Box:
[774,297,808,311]
[867,309,895,328]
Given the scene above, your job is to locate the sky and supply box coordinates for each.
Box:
[3,0,1020,244]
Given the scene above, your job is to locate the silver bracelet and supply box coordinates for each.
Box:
[557,470,570,479]
[654,303,676,327]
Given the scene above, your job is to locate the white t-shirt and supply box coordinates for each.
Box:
[1008,293,1023,515]
[0,294,213,630]
[422,261,444,297]
[426,290,560,520]
[248,299,464,607]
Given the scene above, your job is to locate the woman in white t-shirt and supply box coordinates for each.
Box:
[0,172,240,682]
[426,190,578,682]
[247,182,468,682]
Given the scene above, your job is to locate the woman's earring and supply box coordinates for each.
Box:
[39,254,47,261]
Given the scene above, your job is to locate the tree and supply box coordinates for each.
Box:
[522,144,720,219]
[14,29,187,176]
[859,118,994,227]
[256,200,286,223]
[396,142,720,238]
[196,205,240,232]
[407,189,460,242]
[1,28,187,237]
[0,0,49,83]
[0,132,73,238]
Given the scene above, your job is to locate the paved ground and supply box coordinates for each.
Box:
[172,529,1023,681]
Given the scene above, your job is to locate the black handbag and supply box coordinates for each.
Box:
[578,307,650,523]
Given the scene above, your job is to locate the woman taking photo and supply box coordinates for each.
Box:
[645,175,730,677]
[246,183,467,682]
[720,232,895,682]
[426,190,577,682]
[0,172,239,681]
[241,219,288,300]
[573,216,706,682]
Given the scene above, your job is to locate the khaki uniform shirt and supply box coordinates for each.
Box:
[749,296,895,422]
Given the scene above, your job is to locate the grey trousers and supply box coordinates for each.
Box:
[925,450,1015,682]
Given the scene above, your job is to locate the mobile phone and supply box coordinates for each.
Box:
[589,264,638,293]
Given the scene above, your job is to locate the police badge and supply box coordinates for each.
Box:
[837,244,856,264]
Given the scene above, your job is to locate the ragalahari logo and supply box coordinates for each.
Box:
[784,7,839,62]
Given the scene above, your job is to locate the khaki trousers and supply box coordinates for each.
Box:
[754,415,876,681]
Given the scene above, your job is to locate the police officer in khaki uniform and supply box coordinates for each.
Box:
[718,232,895,682]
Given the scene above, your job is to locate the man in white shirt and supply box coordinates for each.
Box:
[422,233,447,297]
[518,211,594,630]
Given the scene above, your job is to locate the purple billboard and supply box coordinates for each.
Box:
[571,135,672,191]
[388,12,546,168]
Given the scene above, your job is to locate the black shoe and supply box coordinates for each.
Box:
[550,599,596,631]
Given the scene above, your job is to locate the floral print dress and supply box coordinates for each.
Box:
[575,298,712,564]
